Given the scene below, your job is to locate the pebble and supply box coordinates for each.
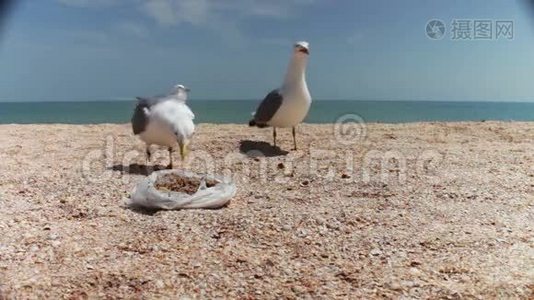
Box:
[155,280,165,289]
[297,229,308,238]
[409,267,422,276]
[2,123,531,299]
[370,248,382,256]
[326,221,340,230]
[389,281,402,291]
[291,286,305,294]
[401,280,417,288]
[315,217,325,225]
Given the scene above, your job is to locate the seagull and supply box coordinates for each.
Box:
[131,84,195,169]
[249,41,312,150]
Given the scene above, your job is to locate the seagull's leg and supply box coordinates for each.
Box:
[144,146,152,174]
[167,147,173,169]
[145,147,151,166]
[179,141,188,161]
[292,126,297,150]
[273,127,277,147]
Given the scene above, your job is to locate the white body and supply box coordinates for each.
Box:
[139,100,195,148]
[268,84,311,128]
[267,46,312,128]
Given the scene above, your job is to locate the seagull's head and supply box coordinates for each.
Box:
[171,84,190,101]
[294,41,310,56]
[173,84,191,93]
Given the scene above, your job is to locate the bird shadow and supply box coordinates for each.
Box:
[127,206,161,216]
[110,163,168,176]
[239,140,289,157]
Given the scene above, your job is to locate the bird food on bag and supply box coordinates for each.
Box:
[154,173,217,195]
[129,170,236,210]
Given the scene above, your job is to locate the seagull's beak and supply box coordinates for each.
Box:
[298,46,309,55]
[185,87,191,92]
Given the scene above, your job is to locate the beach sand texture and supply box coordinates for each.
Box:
[0,122,533,298]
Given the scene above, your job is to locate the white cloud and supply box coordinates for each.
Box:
[57,0,317,25]
[58,0,316,21]
[67,30,110,44]
[56,0,318,46]
[116,21,149,38]
[259,37,293,46]
[143,0,178,26]
[143,0,210,26]
[137,0,317,46]
[141,0,317,25]
[57,0,120,8]
[347,32,365,45]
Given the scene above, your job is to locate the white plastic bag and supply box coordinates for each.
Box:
[128,170,236,210]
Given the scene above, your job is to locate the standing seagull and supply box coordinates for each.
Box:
[131,84,195,169]
[249,41,312,150]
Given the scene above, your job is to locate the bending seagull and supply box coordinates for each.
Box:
[249,41,312,150]
[131,84,195,169]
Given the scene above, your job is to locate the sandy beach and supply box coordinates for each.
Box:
[0,122,533,299]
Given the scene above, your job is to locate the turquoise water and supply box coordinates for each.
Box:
[1,100,534,124]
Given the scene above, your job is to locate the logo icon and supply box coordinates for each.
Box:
[426,19,445,40]
[333,114,367,145]
[496,21,514,40]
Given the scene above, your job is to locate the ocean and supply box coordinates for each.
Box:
[1,100,534,124]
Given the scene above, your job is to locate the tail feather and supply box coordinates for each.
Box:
[249,119,269,128]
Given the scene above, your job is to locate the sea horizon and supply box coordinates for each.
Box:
[2,99,534,124]
[2,98,534,103]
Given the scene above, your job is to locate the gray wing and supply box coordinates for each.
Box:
[135,95,167,107]
[131,96,161,135]
[131,99,150,135]
[132,91,189,134]
[131,93,177,134]
[253,89,283,124]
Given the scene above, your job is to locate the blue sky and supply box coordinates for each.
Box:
[1,0,534,101]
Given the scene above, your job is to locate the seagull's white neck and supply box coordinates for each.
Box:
[170,90,188,101]
[282,54,308,89]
